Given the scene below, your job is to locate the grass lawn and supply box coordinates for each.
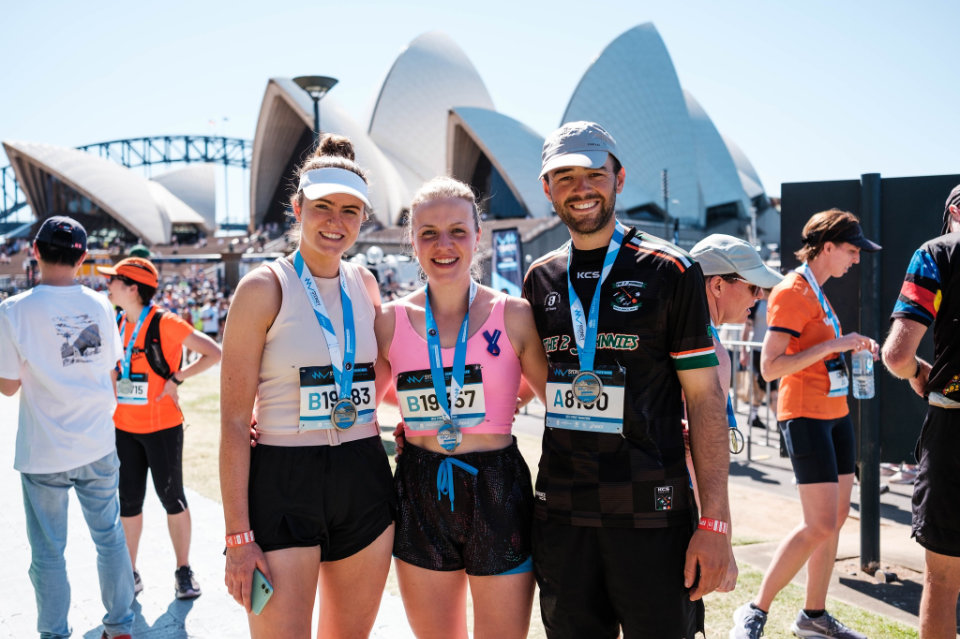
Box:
[178,368,917,638]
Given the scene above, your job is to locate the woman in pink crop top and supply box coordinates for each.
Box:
[375,177,547,639]
[220,135,394,638]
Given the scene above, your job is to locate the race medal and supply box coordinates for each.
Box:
[565,221,627,414]
[293,252,362,427]
[331,398,358,430]
[436,421,462,452]
[572,370,603,404]
[299,364,376,431]
[729,428,745,454]
[419,280,479,438]
[117,379,134,395]
[395,365,485,431]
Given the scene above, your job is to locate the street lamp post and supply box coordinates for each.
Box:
[292,75,339,144]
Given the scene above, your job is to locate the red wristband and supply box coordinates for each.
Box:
[225,530,255,547]
[698,517,729,535]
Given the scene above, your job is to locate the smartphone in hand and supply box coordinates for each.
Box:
[251,568,274,615]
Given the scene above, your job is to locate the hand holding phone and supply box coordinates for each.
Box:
[251,567,274,615]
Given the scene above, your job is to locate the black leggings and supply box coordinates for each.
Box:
[116,425,187,516]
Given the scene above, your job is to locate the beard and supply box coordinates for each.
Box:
[553,189,617,236]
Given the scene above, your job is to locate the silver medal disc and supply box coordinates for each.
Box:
[729,428,745,455]
[118,379,134,395]
[437,421,462,452]
[331,398,358,430]
[572,371,603,404]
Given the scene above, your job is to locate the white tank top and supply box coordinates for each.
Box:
[254,257,379,445]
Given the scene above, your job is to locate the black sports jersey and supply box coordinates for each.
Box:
[891,231,960,401]
[522,227,718,528]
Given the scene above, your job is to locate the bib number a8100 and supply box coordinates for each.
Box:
[545,365,625,434]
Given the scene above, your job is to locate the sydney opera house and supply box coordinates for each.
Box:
[2,23,777,248]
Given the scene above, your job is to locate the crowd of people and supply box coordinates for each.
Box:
[0,122,958,639]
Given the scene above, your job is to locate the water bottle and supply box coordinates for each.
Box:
[852,349,875,399]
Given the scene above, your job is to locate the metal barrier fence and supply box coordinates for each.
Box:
[716,325,782,464]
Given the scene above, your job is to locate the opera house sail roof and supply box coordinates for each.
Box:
[2,23,773,246]
[3,140,208,246]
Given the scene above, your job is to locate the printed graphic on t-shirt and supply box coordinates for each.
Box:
[55,314,102,366]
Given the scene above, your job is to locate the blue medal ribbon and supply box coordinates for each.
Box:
[292,251,356,402]
[709,324,739,431]
[796,263,841,339]
[423,280,478,427]
[566,221,627,374]
[118,305,153,381]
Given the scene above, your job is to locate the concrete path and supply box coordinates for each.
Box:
[0,391,415,639]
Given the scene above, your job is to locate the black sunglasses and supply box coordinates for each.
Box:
[721,275,761,297]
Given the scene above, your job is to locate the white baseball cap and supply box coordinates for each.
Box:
[691,234,783,289]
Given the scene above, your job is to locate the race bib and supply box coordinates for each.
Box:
[117,373,148,405]
[298,363,376,431]
[825,357,849,398]
[396,364,485,430]
[545,365,625,433]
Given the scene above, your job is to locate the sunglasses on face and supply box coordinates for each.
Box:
[721,275,761,297]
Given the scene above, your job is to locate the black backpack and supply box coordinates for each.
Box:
[118,308,181,380]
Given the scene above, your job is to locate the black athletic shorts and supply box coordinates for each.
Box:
[393,438,534,576]
[248,436,395,561]
[116,425,187,516]
[912,407,960,557]
[533,520,703,639]
[753,350,778,391]
[778,415,855,484]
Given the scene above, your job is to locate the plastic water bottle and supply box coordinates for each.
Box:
[852,349,875,399]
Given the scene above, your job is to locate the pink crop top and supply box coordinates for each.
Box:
[388,293,521,436]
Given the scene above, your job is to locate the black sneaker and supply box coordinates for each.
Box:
[133,569,143,596]
[174,565,201,600]
[751,416,767,430]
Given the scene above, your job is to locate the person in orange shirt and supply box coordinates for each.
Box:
[729,210,880,639]
[99,257,221,600]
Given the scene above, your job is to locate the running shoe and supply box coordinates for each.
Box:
[751,416,767,430]
[889,467,917,484]
[174,565,201,600]
[133,569,143,596]
[790,610,867,638]
[101,632,132,639]
[879,462,899,476]
[730,602,767,639]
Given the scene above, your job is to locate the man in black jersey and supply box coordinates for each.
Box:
[523,121,733,638]
[882,183,960,638]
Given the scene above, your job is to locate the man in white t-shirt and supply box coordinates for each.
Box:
[0,217,135,639]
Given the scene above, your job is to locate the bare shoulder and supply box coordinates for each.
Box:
[232,264,281,321]
[356,264,382,305]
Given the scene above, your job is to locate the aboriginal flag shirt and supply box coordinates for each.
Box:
[891,231,960,402]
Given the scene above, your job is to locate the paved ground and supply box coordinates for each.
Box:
[1,381,945,637]
[0,391,415,638]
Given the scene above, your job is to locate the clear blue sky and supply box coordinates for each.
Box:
[2,0,958,216]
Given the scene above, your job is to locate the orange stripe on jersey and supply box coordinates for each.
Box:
[670,345,716,360]
[624,243,687,273]
[522,251,568,285]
